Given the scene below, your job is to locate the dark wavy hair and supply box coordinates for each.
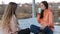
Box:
[40,1,48,19]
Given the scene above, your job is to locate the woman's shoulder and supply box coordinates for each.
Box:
[12,15,16,19]
[10,15,16,23]
[47,9,53,15]
[46,9,52,13]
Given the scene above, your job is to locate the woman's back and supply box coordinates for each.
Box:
[2,15,19,34]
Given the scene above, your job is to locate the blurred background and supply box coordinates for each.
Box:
[0,0,60,24]
[0,0,60,34]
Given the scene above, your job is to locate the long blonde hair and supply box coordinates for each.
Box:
[2,2,17,28]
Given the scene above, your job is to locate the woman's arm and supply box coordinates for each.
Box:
[2,28,9,34]
[37,13,47,24]
[10,15,19,34]
[37,13,41,23]
[48,11,54,27]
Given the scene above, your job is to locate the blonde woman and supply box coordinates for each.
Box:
[2,2,19,34]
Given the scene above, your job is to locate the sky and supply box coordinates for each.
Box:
[0,0,60,4]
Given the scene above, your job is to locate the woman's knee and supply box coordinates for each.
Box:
[30,25,35,28]
[44,26,53,33]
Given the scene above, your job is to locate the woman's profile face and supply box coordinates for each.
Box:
[40,3,46,10]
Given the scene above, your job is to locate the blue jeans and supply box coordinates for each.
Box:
[30,25,53,34]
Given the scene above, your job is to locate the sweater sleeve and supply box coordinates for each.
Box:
[10,15,19,34]
[48,11,54,28]
[2,28,9,34]
[37,14,41,23]
[37,14,48,24]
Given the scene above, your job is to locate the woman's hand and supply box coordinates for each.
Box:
[11,31,18,34]
[40,23,48,29]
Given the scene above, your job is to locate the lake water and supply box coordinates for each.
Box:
[0,18,60,34]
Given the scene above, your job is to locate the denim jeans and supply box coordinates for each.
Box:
[30,25,53,34]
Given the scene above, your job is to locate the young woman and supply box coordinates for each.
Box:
[30,1,54,34]
[2,2,19,34]
[1,2,30,34]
